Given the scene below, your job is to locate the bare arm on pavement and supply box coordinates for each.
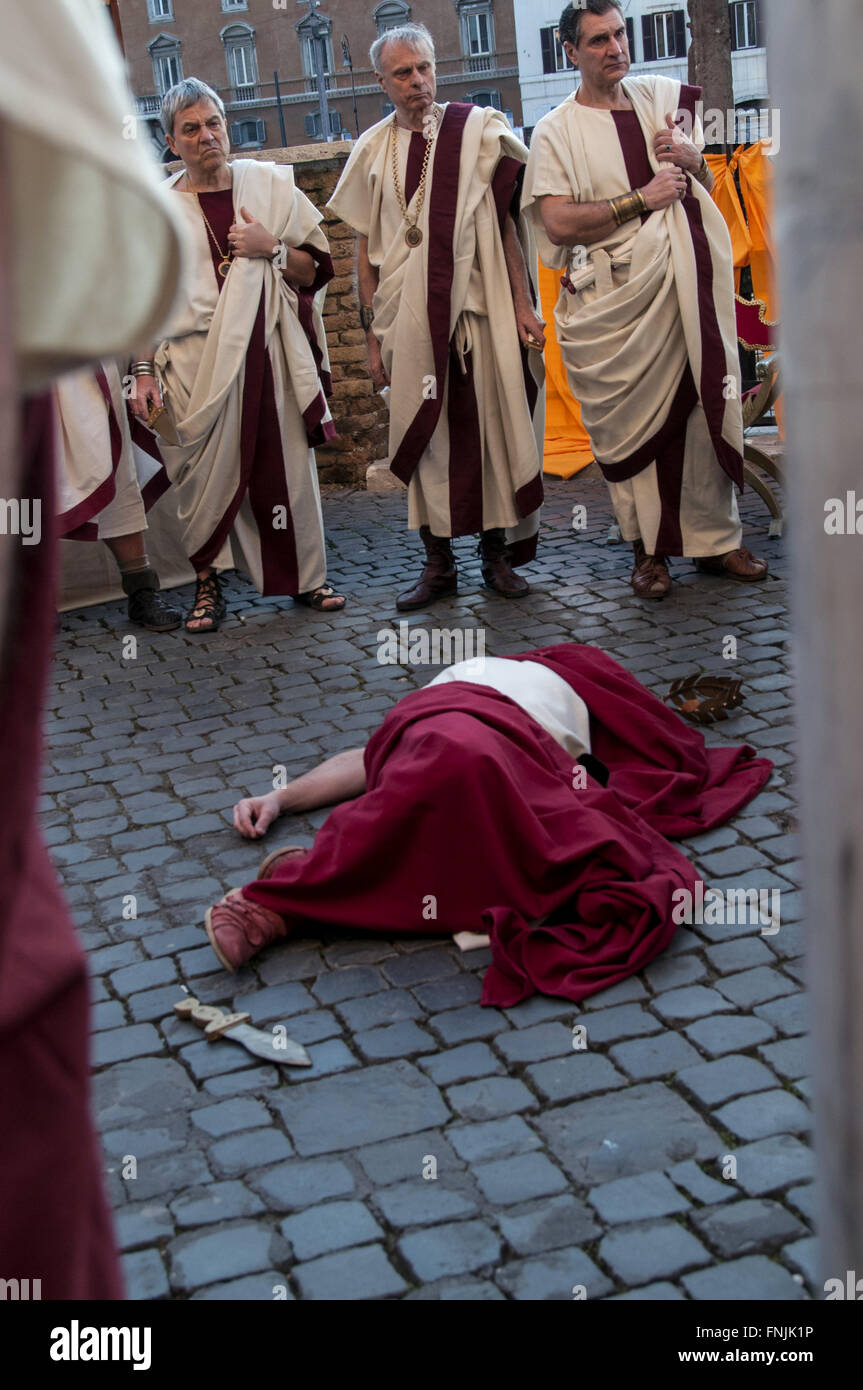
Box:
[233,747,368,839]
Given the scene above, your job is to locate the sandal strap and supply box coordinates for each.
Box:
[188,572,226,623]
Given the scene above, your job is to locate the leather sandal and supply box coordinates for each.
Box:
[294,585,347,612]
[694,547,768,582]
[630,540,671,599]
[665,673,744,725]
[185,570,226,633]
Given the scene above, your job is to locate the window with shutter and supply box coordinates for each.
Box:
[540,26,555,75]
[469,90,501,109]
[641,15,656,63]
[626,17,637,62]
[730,2,761,50]
[540,24,568,73]
[673,10,687,57]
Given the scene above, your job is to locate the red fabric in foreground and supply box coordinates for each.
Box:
[244,644,772,1008]
[0,397,122,1298]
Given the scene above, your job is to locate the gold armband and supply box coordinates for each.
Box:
[360,305,375,332]
[608,189,648,227]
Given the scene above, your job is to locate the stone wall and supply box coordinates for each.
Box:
[292,148,389,487]
[171,145,388,486]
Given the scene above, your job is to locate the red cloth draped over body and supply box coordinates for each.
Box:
[0,398,123,1299]
[244,644,772,1008]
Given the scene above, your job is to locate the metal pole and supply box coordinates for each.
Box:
[342,35,360,139]
[273,70,287,147]
[769,0,863,1286]
[312,19,330,141]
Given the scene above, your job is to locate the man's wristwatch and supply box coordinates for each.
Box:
[360,305,375,332]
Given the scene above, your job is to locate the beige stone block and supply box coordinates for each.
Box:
[332,378,375,399]
[366,461,405,493]
[327,344,368,364]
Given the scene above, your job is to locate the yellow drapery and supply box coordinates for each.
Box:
[704,150,752,290]
[706,142,777,322]
[538,258,595,478]
[707,143,782,435]
[735,141,777,324]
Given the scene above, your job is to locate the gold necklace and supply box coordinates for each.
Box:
[389,105,442,249]
[193,191,233,278]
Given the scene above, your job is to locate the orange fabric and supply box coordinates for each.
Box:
[538,258,594,478]
[708,143,782,439]
[705,150,752,284]
[735,141,776,323]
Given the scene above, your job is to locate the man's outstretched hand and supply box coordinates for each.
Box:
[233,792,282,839]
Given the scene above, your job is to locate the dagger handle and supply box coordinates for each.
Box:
[173,995,252,1039]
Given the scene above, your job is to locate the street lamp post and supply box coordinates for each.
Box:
[341,34,360,139]
[298,0,331,142]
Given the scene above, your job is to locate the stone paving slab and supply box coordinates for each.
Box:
[43,478,816,1299]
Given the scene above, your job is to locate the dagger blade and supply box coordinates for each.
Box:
[222,1022,312,1068]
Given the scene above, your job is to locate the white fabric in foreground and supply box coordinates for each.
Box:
[427,656,591,759]
[2,0,188,387]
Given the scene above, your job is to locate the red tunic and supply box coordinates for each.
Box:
[0,398,123,1299]
[244,643,772,1007]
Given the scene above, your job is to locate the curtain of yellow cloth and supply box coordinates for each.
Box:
[538,259,595,478]
[705,150,752,292]
[735,141,777,323]
[707,143,782,435]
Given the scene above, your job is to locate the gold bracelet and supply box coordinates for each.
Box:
[609,190,647,227]
[130,362,156,377]
[695,156,712,185]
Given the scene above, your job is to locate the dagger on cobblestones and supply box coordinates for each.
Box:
[173,996,312,1067]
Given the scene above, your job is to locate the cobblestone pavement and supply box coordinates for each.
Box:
[43,468,812,1301]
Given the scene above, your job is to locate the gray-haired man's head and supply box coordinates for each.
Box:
[160,78,226,138]
[370,21,435,74]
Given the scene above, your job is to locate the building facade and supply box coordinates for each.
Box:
[117,0,524,155]
[515,0,769,139]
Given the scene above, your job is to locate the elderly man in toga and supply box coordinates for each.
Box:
[327,23,546,611]
[522,1,768,599]
[130,78,345,631]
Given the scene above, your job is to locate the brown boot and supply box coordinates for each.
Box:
[396,526,458,612]
[479,529,529,599]
[631,539,671,599]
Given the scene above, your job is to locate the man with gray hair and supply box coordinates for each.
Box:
[130,78,346,631]
[522,2,767,599]
[328,24,547,611]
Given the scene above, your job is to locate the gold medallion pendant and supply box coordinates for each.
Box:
[218,257,232,278]
[405,225,423,249]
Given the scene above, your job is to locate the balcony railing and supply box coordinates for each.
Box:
[133,50,519,127]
